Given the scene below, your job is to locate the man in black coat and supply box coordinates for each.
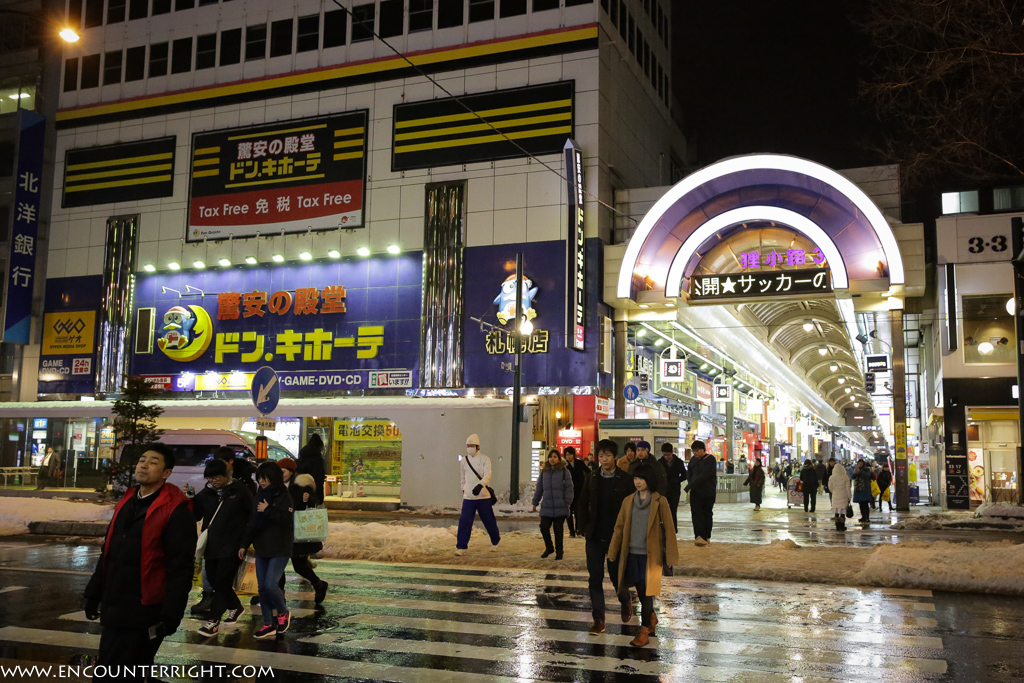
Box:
[576,439,634,635]
[658,443,687,532]
[214,446,257,495]
[563,446,588,538]
[84,444,197,678]
[297,433,327,500]
[192,458,253,637]
[684,440,717,546]
[877,463,894,511]
[800,460,819,512]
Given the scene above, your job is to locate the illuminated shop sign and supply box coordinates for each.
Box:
[737,248,827,269]
[865,354,890,373]
[131,257,421,390]
[690,268,832,303]
[486,273,549,354]
[565,139,585,351]
[4,111,45,345]
[187,111,368,241]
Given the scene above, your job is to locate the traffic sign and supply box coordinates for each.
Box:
[623,384,640,401]
[251,366,280,415]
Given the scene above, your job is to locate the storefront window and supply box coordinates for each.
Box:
[962,294,1016,364]
[0,76,36,114]
[330,417,401,500]
[966,417,1019,506]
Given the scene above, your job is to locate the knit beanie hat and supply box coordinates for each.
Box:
[277,457,297,471]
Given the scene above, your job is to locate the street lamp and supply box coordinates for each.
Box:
[0,9,81,44]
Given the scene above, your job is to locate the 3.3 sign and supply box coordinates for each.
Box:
[967,236,1007,253]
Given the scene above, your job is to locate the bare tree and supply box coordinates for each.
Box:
[857,0,1024,188]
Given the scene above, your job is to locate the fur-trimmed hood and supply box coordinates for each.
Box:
[541,458,568,472]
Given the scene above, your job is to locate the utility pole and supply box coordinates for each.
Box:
[509,253,524,504]
[1010,217,1024,504]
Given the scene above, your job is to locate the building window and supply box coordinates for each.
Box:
[245,24,267,60]
[196,33,217,69]
[627,12,635,53]
[618,2,627,39]
[565,0,591,6]
[63,58,79,92]
[409,0,434,32]
[438,0,463,27]
[199,0,218,5]
[81,53,101,88]
[129,0,148,20]
[501,0,526,17]
[994,187,1024,212]
[351,4,375,42]
[534,0,559,11]
[379,0,404,38]
[67,0,83,27]
[171,37,193,73]
[941,190,979,215]
[103,50,123,85]
[469,0,495,22]
[220,28,242,65]
[175,0,195,10]
[84,0,104,28]
[149,42,169,76]
[324,9,348,48]
[270,19,293,57]
[107,0,126,23]
[125,46,146,81]
[963,295,1016,365]
[152,0,171,15]
[296,14,320,52]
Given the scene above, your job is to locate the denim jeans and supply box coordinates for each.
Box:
[255,556,289,625]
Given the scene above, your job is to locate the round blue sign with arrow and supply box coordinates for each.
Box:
[251,366,280,415]
[623,384,640,401]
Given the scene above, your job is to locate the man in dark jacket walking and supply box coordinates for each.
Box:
[876,463,893,511]
[684,440,717,546]
[297,433,327,500]
[628,440,667,495]
[658,442,687,531]
[800,460,819,512]
[193,459,253,638]
[84,444,197,679]
[563,446,588,538]
[576,439,633,635]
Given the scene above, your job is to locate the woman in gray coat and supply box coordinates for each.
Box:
[531,450,574,559]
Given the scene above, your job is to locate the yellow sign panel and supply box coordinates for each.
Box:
[894,422,907,460]
[334,419,402,441]
[41,311,95,355]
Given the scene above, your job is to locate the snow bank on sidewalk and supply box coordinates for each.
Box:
[857,540,1024,595]
[321,521,458,562]
[892,505,1024,531]
[976,502,1024,519]
[0,498,113,536]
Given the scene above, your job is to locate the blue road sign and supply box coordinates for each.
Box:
[251,366,280,415]
[623,384,640,401]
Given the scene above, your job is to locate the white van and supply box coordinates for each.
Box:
[119,429,293,493]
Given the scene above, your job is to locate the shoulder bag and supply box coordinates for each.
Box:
[465,457,498,505]
[195,498,224,561]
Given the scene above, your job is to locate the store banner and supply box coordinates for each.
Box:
[62,137,176,208]
[462,239,601,388]
[131,256,421,389]
[37,276,103,394]
[187,112,368,241]
[564,138,585,351]
[392,81,574,171]
[4,110,45,344]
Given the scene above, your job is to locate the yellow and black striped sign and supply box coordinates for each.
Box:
[62,137,176,208]
[392,81,574,171]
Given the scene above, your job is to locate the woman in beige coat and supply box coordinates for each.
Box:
[608,463,679,647]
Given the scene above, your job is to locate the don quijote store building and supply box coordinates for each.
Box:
[0,0,932,510]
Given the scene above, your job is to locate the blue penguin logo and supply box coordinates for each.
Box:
[494,274,538,325]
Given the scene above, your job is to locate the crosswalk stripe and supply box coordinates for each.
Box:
[690,603,938,628]
[286,588,945,649]
[0,586,26,594]
[59,607,317,628]
[320,613,949,675]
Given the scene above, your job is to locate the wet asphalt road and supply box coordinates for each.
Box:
[0,538,1023,682]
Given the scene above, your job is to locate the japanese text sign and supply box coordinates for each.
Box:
[689,268,832,303]
[41,311,96,355]
[4,111,45,344]
[187,111,368,241]
[737,248,827,269]
[334,419,402,441]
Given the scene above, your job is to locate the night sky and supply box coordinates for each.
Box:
[674,1,881,172]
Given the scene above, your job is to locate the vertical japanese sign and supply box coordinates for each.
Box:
[4,111,45,344]
[564,139,585,351]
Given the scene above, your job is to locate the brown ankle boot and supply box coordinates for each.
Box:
[630,626,650,647]
[649,612,658,636]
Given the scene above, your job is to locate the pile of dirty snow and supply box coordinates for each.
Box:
[321,521,457,562]
[976,502,1024,519]
[857,540,1024,595]
[0,497,113,536]
[892,505,1024,531]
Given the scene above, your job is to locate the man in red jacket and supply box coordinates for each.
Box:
[84,444,197,680]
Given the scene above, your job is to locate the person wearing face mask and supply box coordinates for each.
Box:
[455,434,501,556]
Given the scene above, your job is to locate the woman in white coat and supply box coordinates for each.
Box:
[828,464,852,531]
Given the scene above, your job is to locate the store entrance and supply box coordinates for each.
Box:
[326,417,402,502]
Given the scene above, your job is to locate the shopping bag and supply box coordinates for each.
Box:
[294,507,329,542]
[233,552,258,595]
[882,487,891,502]
[871,480,881,497]
[192,558,203,588]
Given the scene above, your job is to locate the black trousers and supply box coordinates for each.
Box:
[566,499,579,536]
[95,625,164,682]
[540,516,565,554]
[666,492,680,531]
[859,501,871,520]
[803,490,817,512]
[584,537,624,622]
[690,492,715,540]
[205,555,243,623]
[292,554,321,586]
